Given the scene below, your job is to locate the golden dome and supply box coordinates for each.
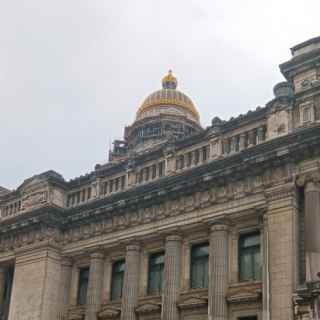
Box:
[136,71,200,123]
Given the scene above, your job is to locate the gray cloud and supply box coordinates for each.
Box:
[1,0,319,189]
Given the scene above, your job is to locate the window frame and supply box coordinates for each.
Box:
[77,267,89,306]
[238,231,261,282]
[190,242,209,289]
[111,260,125,301]
[147,252,165,296]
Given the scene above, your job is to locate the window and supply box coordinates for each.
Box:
[238,317,257,320]
[187,152,192,167]
[190,243,209,289]
[202,146,208,162]
[302,106,312,123]
[239,232,261,281]
[111,260,125,300]
[77,267,89,305]
[148,252,164,295]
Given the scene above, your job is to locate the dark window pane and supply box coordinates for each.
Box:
[148,252,164,295]
[111,260,125,300]
[239,232,261,281]
[190,243,209,289]
[77,267,89,305]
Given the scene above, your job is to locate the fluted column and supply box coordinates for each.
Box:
[239,133,246,151]
[121,244,141,320]
[230,136,237,153]
[69,263,79,306]
[248,129,256,147]
[0,266,6,316]
[163,235,182,320]
[58,259,72,320]
[261,215,270,320]
[208,223,229,320]
[101,257,112,304]
[86,252,104,320]
[304,179,320,281]
[257,127,265,144]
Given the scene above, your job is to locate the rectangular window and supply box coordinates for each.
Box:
[77,267,89,305]
[239,232,261,281]
[111,260,125,300]
[190,243,209,289]
[202,146,208,162]
[187,152,192,167]
[238,317,257,320]
[121,176,126,190]
[148,252,164,295]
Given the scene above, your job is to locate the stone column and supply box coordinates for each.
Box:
[121,244,141,320]
[261,215,270,320]
[101,257,112,304]
[58,259,72,320]
[230,136,237,153]
[248,129,256,147]
[257,127,265,144]
[223,139,230,155]
[239,133,246,151]
[0,266,6,316]
[304,178,320,281]
[163,235,182,320]
[86,252,104,320]
[208,222,229,320]
[69,263,80,306]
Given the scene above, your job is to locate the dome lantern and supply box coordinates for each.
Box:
[162,70,177,89]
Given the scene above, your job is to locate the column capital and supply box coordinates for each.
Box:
[90,252,104,260]
[208,217,230,232]
[126,243,141,252]
[296,172,320,188]
[165,234,182,242]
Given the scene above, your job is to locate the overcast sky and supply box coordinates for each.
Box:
[1,0,319,189]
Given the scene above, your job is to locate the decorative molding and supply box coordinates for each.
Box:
[98,306,121,319]
[178,296,208,310]
[135,302,161,314]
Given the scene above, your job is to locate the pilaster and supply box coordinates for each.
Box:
[208,222,229,320]
[86,252,104,320]
[121,244,141,320]
[163,235,182,320]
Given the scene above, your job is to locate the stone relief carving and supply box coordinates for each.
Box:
[267,110,289,139]
[21,190,48,210]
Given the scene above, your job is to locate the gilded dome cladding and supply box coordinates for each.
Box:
[136,71,200,123]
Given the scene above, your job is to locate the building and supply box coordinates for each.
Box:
[1,36,320,320]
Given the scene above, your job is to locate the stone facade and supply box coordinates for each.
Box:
[1,36,320,320]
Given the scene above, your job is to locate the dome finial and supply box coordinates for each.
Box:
[162,70,177,89]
